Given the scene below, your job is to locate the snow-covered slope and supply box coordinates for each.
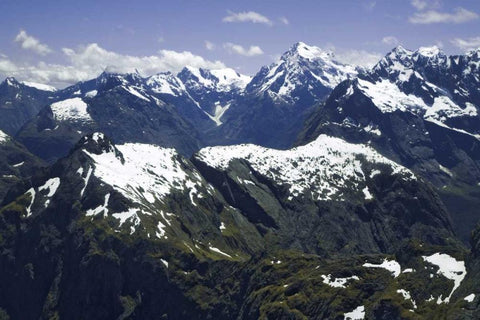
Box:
[348,45,480,135]
[50,97,93,123]
[83,133,205,206]
[197,134,414,201]
[146,72,187,97]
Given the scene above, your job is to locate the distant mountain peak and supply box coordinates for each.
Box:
[246,42,357,101]
[284,41,335,61]
[178,66,250,92]
[3,76,20,88]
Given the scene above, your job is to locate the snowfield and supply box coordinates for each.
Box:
[197,134,414,201]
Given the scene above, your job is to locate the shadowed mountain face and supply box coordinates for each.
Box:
[0,77,55,135]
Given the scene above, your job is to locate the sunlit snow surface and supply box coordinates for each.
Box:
[321,274,359,288]
[84,143,203,206]
[197,134,414,201]
[344,305,365,320]
[22,81,57,92]
[422,253,466,303]
[50,97,93,122]
[363,258,401,278]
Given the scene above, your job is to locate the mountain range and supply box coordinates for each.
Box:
[0,42,479,319]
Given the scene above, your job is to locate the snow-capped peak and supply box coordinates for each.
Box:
[389,46,414,60]
[3,77,20,88]
[146,72,186,97]
[246,41,357,100]
[466,47,480,59]
[286,42,335,61]
[178,66,251,92]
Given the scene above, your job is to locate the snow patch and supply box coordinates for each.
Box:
[422,253,466,303]
[344,305,365,320]
[209,246,232,258]
[84,90,98,98]
[38,177,60,197]
[321,274,359,288]
[397,289,417,309]
[0,130,10,144]
[25,188,35,217]
[86,193,110,217]
[464,294,475,302]
[363,258,401,278]
[50,98,92,122]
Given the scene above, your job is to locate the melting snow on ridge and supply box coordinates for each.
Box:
[321,274,359,288]
[84,143,202,207]
[197,134,414,201]
[344,305,365,320]
[50,98,93,122]
[422,253,466,303]
[363,258,401,278]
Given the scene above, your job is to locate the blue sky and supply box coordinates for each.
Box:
[1,0,479,87]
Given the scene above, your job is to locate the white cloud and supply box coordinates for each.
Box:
[222,11,272,25]
[409,7,478,24]
[205,41,215,51]
[411,0,428,11]
[14,30,52,56]
[334,49,383,68]
[223,43,264,57]
[450,37,480,51]
[0,43,226,87]
[382,36,400,46]
[279,17,289,25]
[363,1,376,12]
